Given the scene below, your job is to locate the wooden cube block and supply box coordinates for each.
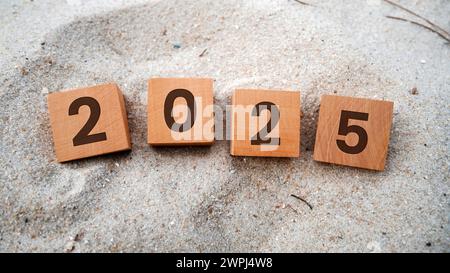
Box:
[231,89,301,158]
[48,83,131,162]
[147,78,214,146]
[313,95,394,171]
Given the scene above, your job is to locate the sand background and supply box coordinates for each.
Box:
[0,0,449,252]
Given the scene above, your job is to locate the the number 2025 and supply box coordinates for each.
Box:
[48,80,394,171]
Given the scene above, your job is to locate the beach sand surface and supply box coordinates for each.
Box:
[0,0,449,252]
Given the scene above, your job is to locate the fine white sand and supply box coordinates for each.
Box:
[0,0,449,252]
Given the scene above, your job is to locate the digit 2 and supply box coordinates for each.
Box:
[164,89,196,132]
[69,97,107,146]
[251,102,281,146]
[336,110,369,154]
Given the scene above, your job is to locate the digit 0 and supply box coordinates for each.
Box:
[336,110,369,154]
[164,89,196,133]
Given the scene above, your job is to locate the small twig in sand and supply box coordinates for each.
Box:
[383,0,450,38]
[293,0,310,6]
[199,48,208,57]
[286,204,299,214]
[290,194,313,210]
[386,16,450,43]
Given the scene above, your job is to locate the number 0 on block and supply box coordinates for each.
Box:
[147,78,214,146]
[47,84,131,162]
[313,95,394,171]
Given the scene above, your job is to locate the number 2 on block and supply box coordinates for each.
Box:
[69,97,107,147]
[251,102,281,146]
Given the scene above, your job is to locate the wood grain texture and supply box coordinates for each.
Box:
[313,95,394,171]
[231,89,300,158]
[147,78,215,146]
[47,83,131,163]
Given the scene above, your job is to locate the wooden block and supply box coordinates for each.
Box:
[231,89,301,158]
[147,78,214,146]
[313,95,394,171]
[48,83,131,162]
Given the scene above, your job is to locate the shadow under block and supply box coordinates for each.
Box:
[147,78,214,146]
[313,95,394,171]
[231,89,301,158]
[47,83,131,162]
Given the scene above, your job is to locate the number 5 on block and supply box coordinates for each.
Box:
[47,84,131,162]
[313,95,394,171]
